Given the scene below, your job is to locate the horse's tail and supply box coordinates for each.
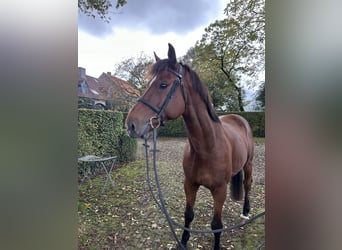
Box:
[230,170,243,201]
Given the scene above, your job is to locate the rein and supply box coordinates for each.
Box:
[143,127,266,247]
[144,127,184,248]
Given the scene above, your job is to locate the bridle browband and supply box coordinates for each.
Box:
[138,64,186,128]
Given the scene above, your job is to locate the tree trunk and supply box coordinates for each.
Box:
[236,86,245,112]
[220,58,244,112]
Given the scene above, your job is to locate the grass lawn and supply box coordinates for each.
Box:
[78,138,265,249]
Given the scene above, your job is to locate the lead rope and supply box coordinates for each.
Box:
[144,127,185,249]
[144,127,266,248]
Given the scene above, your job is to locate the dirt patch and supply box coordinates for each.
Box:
[78,137,265,249]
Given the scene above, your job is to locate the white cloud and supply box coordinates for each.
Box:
[78,0,227,77]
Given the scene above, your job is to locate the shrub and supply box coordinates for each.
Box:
[122,111,265,138]
[159,112,265,137]
[78,97,95,109]
[158,117,187,137]
[223,112,265,138]
[78,109,137,163]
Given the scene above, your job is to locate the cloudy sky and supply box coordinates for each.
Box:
[78,0,227,77]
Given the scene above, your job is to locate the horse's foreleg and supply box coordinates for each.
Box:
[211,184,227,250]
[242,161,253,218]
[181,180,198,248]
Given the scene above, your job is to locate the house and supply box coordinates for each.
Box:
[99,72,140,111]
[78,67,140,111]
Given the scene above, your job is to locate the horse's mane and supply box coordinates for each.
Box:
[149,59,220,122]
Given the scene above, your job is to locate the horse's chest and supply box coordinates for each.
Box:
[185,156,230,187]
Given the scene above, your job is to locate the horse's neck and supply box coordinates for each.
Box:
[182,99,222,153]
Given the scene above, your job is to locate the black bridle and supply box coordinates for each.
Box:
[138,64,186,128]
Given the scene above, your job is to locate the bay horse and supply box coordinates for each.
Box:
[125,43,254,250]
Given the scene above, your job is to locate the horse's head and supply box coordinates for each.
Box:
[125,43,187,138]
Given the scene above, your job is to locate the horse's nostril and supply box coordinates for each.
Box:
[130,122,135,132]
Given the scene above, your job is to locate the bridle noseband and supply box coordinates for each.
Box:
[138,64,186,128]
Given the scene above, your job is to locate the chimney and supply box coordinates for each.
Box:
[78,67,86,80]
[107,72,111,76]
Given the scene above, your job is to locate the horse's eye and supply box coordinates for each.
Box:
[159,83,168,89]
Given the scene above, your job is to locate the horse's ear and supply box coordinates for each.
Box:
[167,43,177,69]
[153,52,160,62]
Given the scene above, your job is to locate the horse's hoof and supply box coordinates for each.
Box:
[178,243,187,250]
[240,214,250,220]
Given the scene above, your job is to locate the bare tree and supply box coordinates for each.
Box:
[113,52,154,94]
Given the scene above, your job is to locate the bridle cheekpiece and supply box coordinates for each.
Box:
[138,64,186,128]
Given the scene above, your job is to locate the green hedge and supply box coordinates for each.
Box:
[121,113,187,137]
[78,109,137,163]
[157,117,187,137]
[122,111,265,138]
[158,112,265,137]
[222,112,265,138]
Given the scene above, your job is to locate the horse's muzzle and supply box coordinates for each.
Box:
[126,120,150,139]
